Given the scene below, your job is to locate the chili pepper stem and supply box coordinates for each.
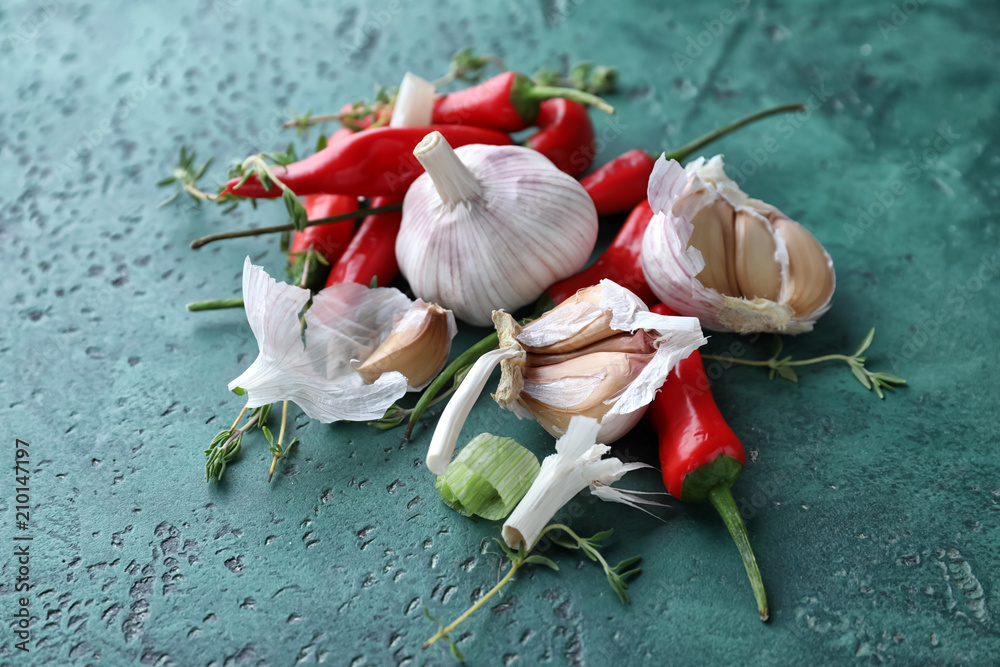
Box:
[423,560,522,650]
[707,484,768,621]
[404,332,499,440]
[663,103,807,163]
[187,297,245,311]
[189,202,403,250]
[525,84,615,115]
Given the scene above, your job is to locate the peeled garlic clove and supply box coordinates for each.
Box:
[689,199,739,297]
[526,330,657,367]
[733,209,782,301]
[770,213,835,318]
[520,351,655,436]
[354,300,456,390]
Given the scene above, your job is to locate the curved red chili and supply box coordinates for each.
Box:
[523,99,595,177]
[325,195,403,288]
[649,302,768,621]
[431,71,613,133]
[547,199,655,305]
[580,149,656,217]
[223,125,511,200]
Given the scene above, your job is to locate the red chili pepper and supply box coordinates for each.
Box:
[523,99,596,177]
[648,302,768,621]
[580,149,656,217]
[431,71,613,133]
[223,125,511,200]
[324,195,403,288]
[547,199,655,305]
[290,193,359,262]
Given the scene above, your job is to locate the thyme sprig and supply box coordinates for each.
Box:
[205,403,272,482]
[432,47,505,87]
[534,61,617,95]
[701,328,907,399]
[283,84,397,133]
[423,525,640,655]
[157,146,218,207]
[226,144,309,231]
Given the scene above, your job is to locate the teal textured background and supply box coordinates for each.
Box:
[1,0,999,664]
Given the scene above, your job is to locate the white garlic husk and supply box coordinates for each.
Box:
[641,155,836,334]
[397,131,599,326]
[228,258,456,422]
[424,280,705,476]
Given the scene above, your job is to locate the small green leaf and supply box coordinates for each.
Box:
[775,365,798,382]
[855,328,876,356]
[524,555,559,571]
[231,386,246,395]
[315,133,328,152]
[850,364,872,389]
[587,529,614,545]
[369,275,379,289]
[156,176,177,187]
[871,372,907,385]
[614,555,642,572]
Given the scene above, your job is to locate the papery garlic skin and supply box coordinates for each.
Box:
[641,155,835,334]
[229,258,418,423]
[501,416,660,549]
[397,132,598,326]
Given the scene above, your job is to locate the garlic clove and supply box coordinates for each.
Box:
[734,209,782,302]
[525,330,657,367]
[516,284,617,354]
[354,300,456,390]
[688,199,739,297]
[389,72,435,128]
[769,213,835,318]
[520,351,655,436]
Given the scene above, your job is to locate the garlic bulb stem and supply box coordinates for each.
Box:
[412,131,483,207]
[425,346,522,475]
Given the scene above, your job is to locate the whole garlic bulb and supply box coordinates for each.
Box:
[642,155,835,334]
[397,131,598,326]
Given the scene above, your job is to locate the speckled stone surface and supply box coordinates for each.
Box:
[1,1,999,665]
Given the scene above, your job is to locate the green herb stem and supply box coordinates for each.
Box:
[423,560,522,650]
[186,297,245,311]
[404,332,500,440]
[189,202,402,250]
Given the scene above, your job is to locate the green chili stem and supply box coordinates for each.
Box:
[708,485,768,621]
[663,103,807,163]
[189,202,403,250]
[404,331,500,440]
[525,84,616,115]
